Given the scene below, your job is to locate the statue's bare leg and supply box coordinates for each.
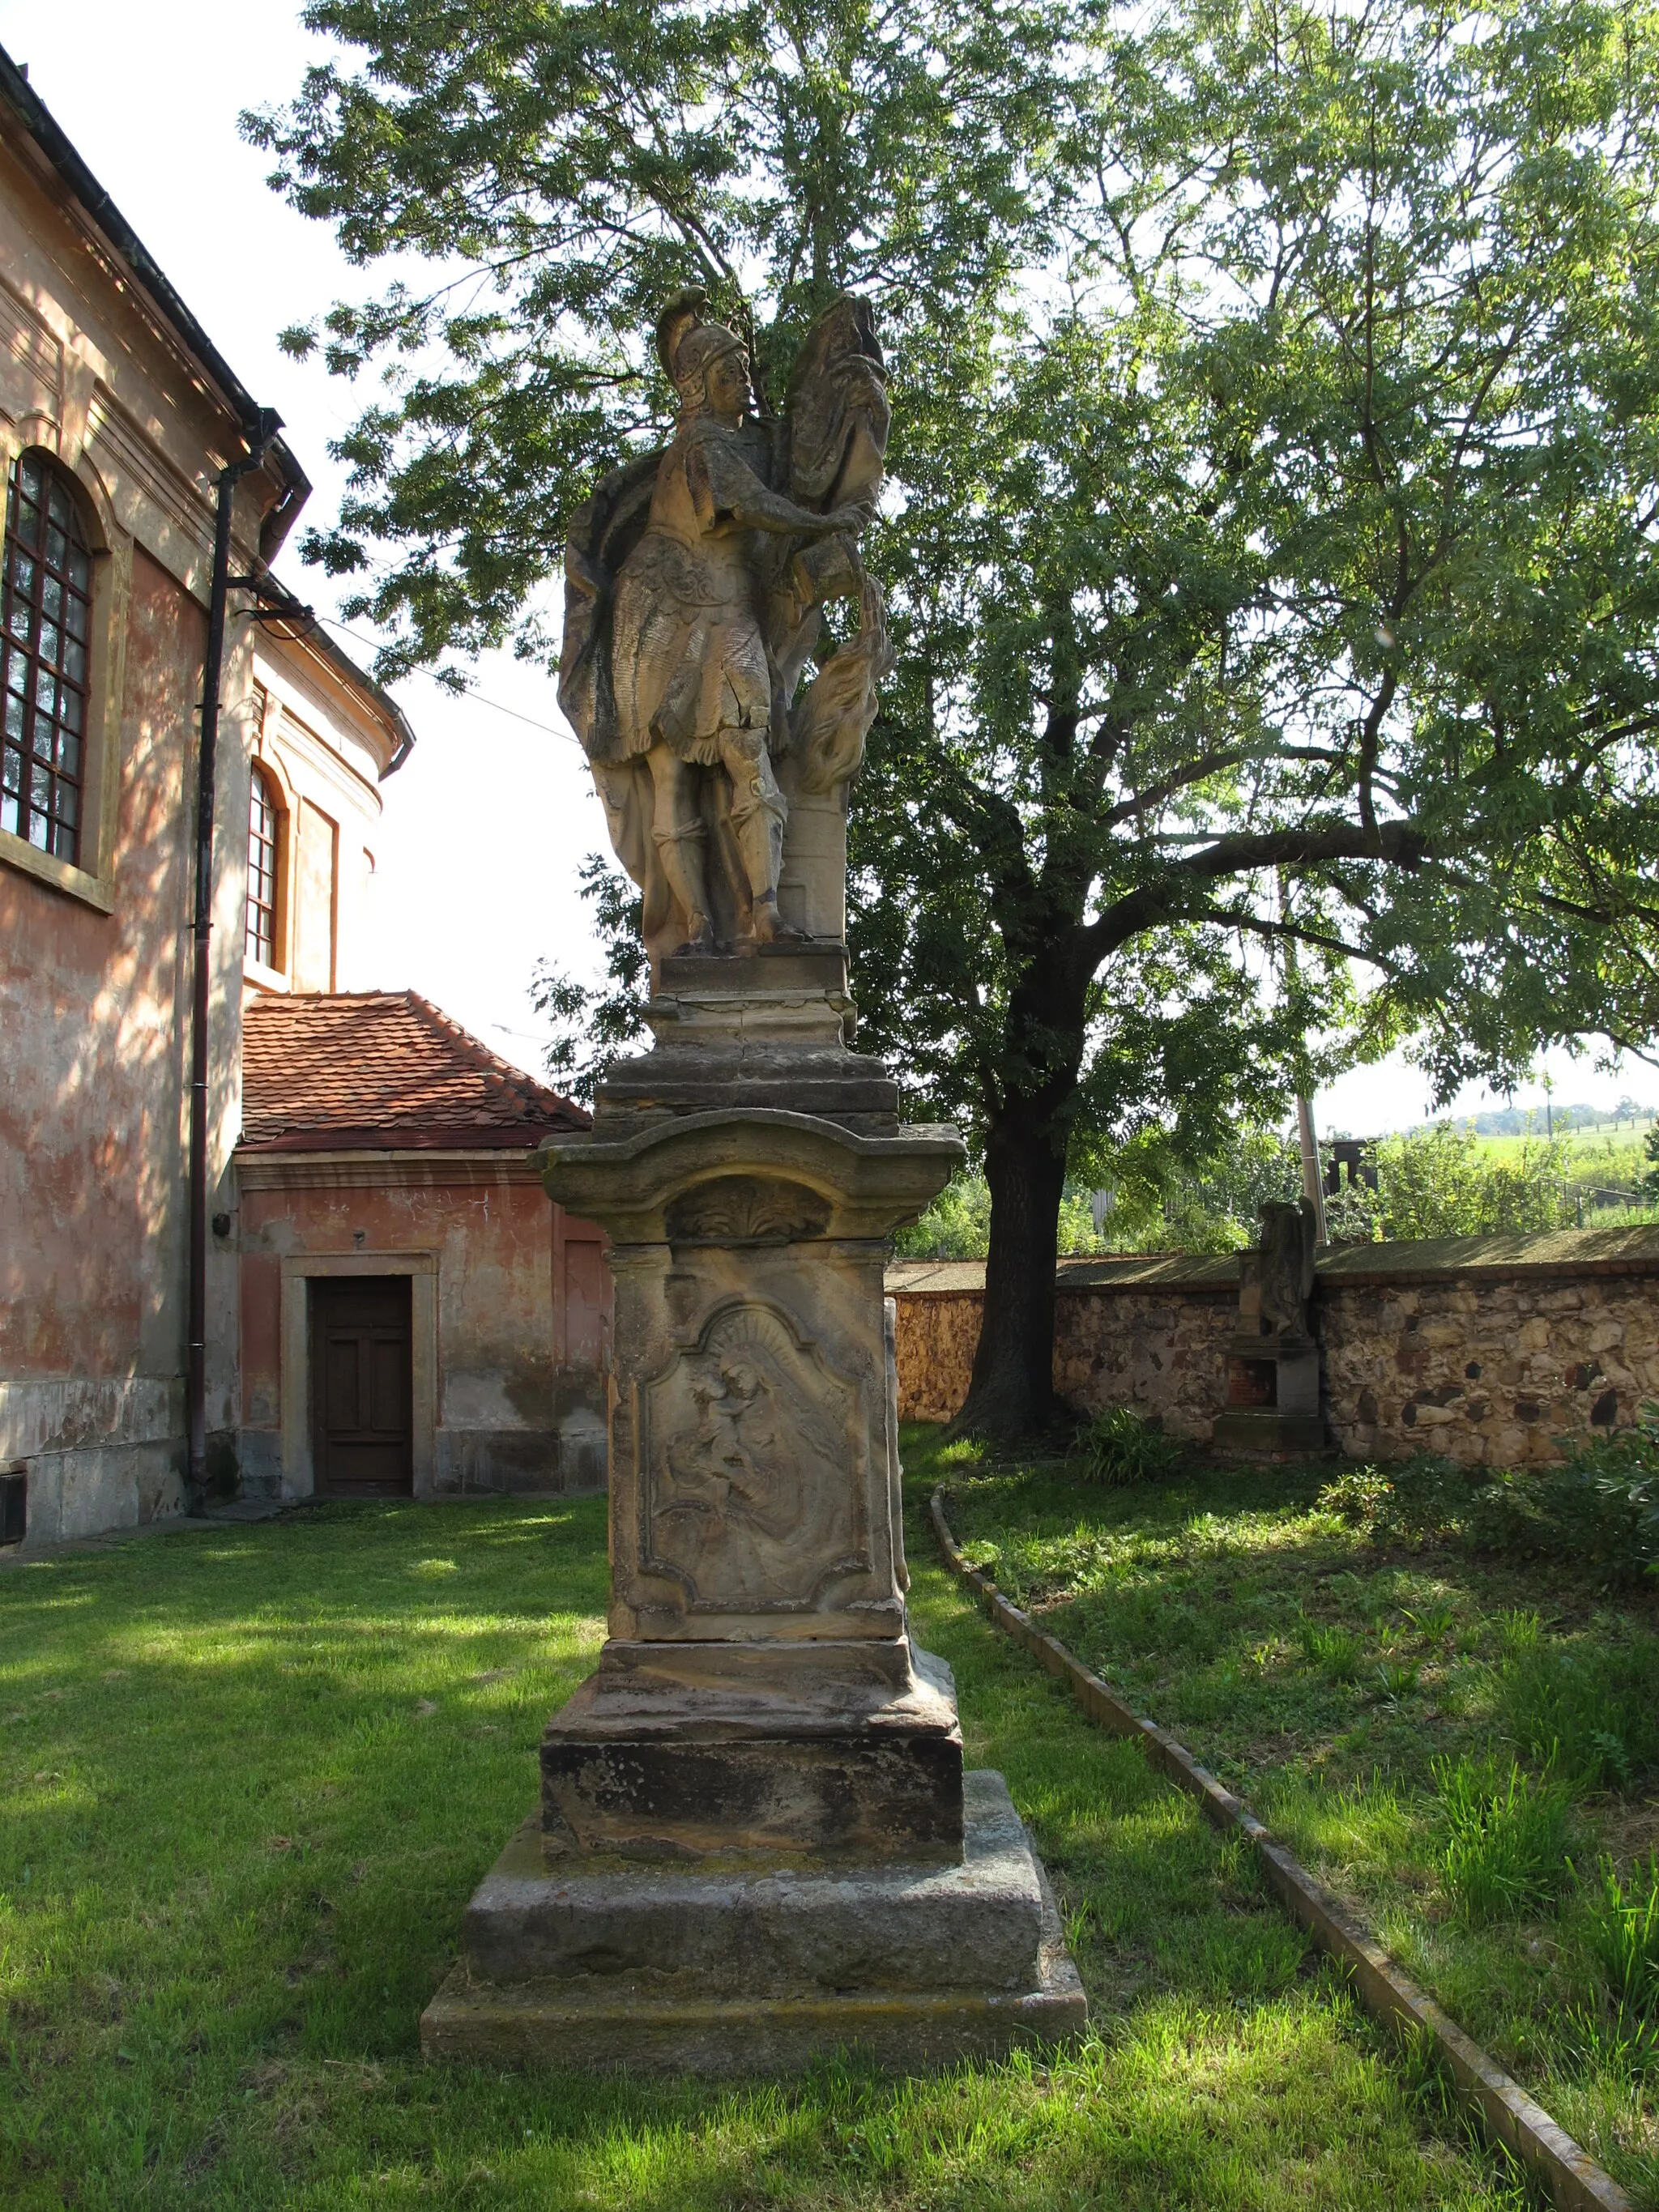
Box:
[648,748,714,953]
[720,726,789,942]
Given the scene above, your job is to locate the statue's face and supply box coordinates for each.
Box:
[705,347,753,421]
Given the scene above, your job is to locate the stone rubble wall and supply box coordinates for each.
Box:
[1319,1271,1659,1465]
[889,1230,1659,1465]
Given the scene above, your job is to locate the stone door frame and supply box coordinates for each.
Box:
[279,1251,438,1499]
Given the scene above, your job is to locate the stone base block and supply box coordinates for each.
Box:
[421,1771,1085,2073]
[541,1640,964,1864]
[1211,1408,1329,1457]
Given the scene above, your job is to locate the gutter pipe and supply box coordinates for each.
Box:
[186,412,281,1513]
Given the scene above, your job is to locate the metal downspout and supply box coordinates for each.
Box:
[186,410,280,1514]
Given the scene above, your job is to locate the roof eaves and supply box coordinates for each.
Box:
[265,612,417,774]
[0,44,311,560]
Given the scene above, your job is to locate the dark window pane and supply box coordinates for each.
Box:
[3,453,90,867]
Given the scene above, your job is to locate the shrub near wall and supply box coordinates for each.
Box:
[889,1226,1659,1465]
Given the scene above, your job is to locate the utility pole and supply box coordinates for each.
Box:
[1278,874,1329,1244]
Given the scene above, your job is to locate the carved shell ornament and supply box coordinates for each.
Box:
[663,1174,832,1246]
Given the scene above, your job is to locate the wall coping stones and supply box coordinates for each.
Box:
[889,1224,1659,1302]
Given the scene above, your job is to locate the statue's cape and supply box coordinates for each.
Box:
[558,446,665,766]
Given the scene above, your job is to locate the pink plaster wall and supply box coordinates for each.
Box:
[0,548,203,1394]
[237,1171,612,1493]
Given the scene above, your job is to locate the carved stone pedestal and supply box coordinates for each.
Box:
[420,948,1085,2072]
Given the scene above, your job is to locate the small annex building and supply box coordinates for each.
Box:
[235,992,608,1501]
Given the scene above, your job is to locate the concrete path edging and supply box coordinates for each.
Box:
[928,1486,1636,2212]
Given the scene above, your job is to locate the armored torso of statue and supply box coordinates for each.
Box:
[559,292,893,969]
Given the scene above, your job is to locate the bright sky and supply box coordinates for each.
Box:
[7,3,1659,1132]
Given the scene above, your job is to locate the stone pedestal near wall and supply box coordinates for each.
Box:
[421,945,1084,2071]
[1210,1199,1329,1457]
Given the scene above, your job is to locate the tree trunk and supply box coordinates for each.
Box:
[954,1109,1070,1437]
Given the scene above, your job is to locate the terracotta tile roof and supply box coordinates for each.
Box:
[238,991,588,1152]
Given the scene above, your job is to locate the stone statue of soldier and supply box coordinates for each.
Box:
[1252,1198,1318,1341]
[560,291,892,964]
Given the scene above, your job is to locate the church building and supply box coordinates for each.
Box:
[0,50,608,1549]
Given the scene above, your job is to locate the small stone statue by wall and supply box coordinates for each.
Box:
[1213,1198,1327,1455]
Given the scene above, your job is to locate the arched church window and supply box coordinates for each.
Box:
[1,451,93,863]
[247,762,281,969]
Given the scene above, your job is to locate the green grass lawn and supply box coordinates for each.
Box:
[928,1427,1659,2206]
[1,1488,1527,2210]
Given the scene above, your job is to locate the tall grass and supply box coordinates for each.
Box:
[1580,1852,1659,2026]
[1433,1754,1572,1924]
[1494,1613,1659,1790]
[1075,1405,1188,1487]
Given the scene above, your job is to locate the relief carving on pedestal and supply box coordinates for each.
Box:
[642,1300,868,1610]
[664,1174,832,1246]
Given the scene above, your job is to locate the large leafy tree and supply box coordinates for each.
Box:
[850,0,1659,1427]
[254,0,1659,1435]
[246,0,1068,671]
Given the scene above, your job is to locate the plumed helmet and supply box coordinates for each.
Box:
[655,288,746,407]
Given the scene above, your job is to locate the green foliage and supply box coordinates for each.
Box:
[528,854,649,1104]
[246,0,1063,675]
[1434,1754,1573,1926]
[1493,1613,1659,1792]
[1074,1405,1188,1488]
[1579,1854,1659,2035]
[1298,1622,1364,1684]
[1367,1127,1572,1241]
[1316,1434,1659,1586]
[891,1170,993,1259]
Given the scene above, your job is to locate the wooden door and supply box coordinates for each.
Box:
[311,1276,413,1497]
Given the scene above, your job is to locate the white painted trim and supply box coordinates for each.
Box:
[279,1251,438,1501]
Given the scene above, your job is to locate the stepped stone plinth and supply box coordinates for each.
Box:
[420,947,1084,2070]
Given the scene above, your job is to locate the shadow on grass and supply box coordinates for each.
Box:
[0,1492,1523,2210]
